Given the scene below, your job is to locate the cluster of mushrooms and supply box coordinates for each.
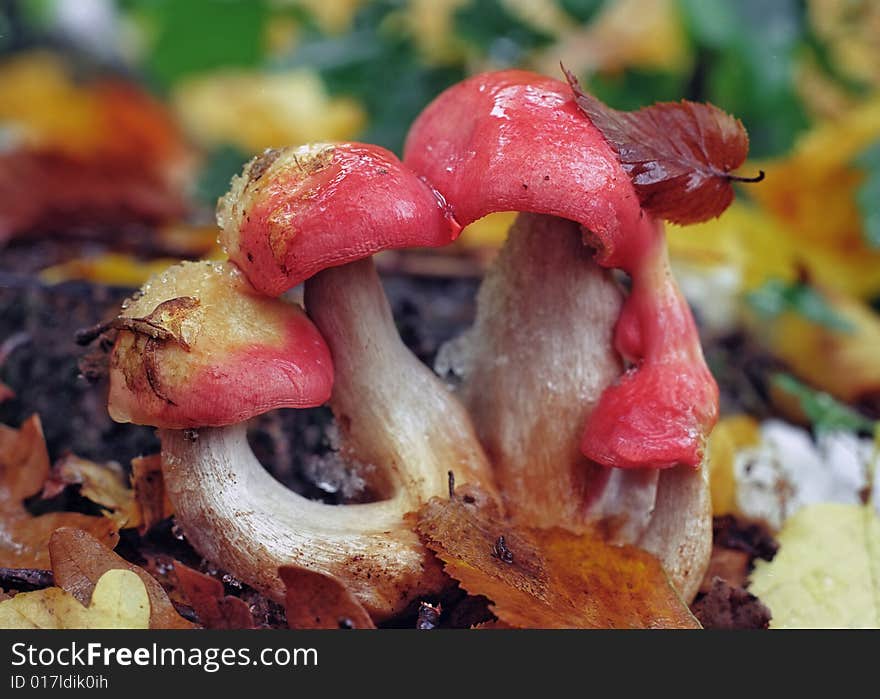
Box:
[105,70,717,622]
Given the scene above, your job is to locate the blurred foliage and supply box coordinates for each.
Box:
[3,0,864,158]
[2,0,880,435]
[771,374,877,435]
[856,141,880,249]
[746,279,854,334]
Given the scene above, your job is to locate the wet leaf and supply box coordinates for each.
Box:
[771,374,877,435]
[174,562,254,629]
[750,503,880,628]
[746,279,854,333]
[44,454,141,530]
[0,416,118,568]
[707,416,761,516]
[749,286,880,412]
[563,66,757,224]
[131,454,174,533]
[48,527,193,629]
[855,140,880,249]
[416,491,699,629]
[0,567,54,592]
[0,568,150,629]
[279,565,375,630]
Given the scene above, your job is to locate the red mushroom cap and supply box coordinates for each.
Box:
[108,261,333,429]
[403,70,651,270]
[218,143,460,297]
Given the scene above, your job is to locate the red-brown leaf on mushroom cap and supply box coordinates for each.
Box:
[562,67,755,225]
[218,143,460,297]
[108,261,333,429]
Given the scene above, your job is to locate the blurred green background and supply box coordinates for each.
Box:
[1,0,880,442]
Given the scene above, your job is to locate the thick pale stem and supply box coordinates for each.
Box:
[161,257,497,621]
[304,258,499,506]
[160,427,440,620]
[457,213,710,599]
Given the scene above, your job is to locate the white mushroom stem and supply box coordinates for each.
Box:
[160,257,497,621]
[453,213,710,600]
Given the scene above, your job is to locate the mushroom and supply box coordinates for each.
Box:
[219,142,459,296]
[109,147,498,621]
[445,213,709,599]
[404,71,715,598]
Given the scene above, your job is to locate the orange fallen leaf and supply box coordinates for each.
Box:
[43,454,141,530]
[0,416,118,568]
[416,490,699,629]
[131,454,173,533]
[279,565,375,630]
[48,527,194,629]
[174,562,254,629]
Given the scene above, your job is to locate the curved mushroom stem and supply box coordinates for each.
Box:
[303,258,498,507]
[160,427,442,620]
[160,257,497,621]
[453,213,710,600]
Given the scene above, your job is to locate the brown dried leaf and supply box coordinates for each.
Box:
[416,492,699,629]
[698,548,750,594]
[0,416,118,568]
[48,527,194,629]
[44,454,141,530]
[131,454,173,533]
[174,562,255,629]
[279,565,375,629]
[563,66,760,224]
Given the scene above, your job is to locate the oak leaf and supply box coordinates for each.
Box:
[48,527,193,629]
[416,490,699,629]
[749,503,880,628]
[44,454,141,530]
[131,454,174,533]
[0,568,149,629]
[174,562,255,629]
[0,416,118,568]
[563,66,758,224]
[279,565,375,630]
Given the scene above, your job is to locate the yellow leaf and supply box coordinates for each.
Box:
[172,69,365,154]
[668,203,796,293]
[50,455,142,530]
[748,95,880,295]
[0,569,150,629]
[707,416,761,516]
[750,503,880,628]
[535,0,690,76]
[745,285,880,409]
[417,490,699,629]
[40,254,183,288]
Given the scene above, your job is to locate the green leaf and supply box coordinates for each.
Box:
[194,145,250,208]
[275,0,464,154]
[747,279,855,333]
[678,0,810,158]
[558,0,606,24]
[771,373,877,435]
[128,0,271,88]
[855,141,880,249]
[586,69,688,112]
[454,0,553,65]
